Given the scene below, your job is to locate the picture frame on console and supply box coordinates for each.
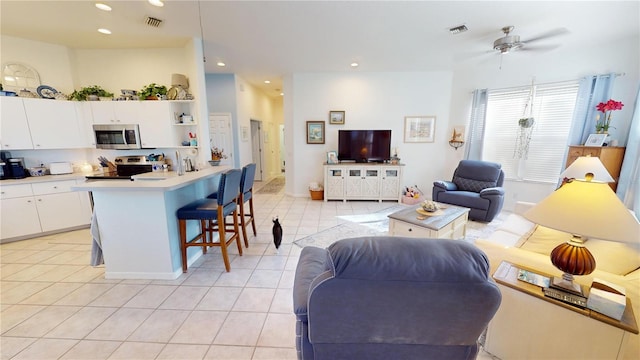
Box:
[307,121,325,144]
[329,111,345,125]
[585,133,606,147]
[404,116,436,143]
[327,151,339,164]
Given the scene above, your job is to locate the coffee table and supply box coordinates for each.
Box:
[388,203,470,240]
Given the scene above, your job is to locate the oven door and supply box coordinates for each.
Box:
[93,124,141,150]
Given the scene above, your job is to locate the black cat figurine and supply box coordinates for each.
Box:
[272,216,283,253]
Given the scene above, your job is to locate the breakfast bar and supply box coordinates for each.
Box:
[72,166,231,280]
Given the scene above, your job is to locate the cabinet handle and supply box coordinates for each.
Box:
[38,199,42,202]
[408,228,412,232]
[27,200,32,203]
[53,186,58,189]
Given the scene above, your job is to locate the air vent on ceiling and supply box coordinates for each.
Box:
[449,24,468,34]
[145,16,163,28]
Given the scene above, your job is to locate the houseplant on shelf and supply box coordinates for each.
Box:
[139,83,168,100]
[209,147,227,166]
[68,85,114,101]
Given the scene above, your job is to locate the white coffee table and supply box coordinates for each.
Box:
[388,203,469,240]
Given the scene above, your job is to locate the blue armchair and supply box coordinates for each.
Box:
[432,160,505,222]
[293,236,502,360]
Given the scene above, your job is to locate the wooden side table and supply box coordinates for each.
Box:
[485,261,638,360]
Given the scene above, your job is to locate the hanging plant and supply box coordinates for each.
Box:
[518,117,535,128]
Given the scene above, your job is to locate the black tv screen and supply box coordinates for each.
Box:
[338,130,391,163]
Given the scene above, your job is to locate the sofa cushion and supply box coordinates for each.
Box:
[518,225,640,276]
[453,176,497,192]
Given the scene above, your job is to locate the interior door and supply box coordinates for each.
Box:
[209,113,233,166]
[251,119,264,181]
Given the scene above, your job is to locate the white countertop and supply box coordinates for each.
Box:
[0,173,86,185]
[72,166,232,192]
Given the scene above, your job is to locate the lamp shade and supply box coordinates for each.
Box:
[523,180,640,243]
[560,156,615,183]
[171,73,189,88]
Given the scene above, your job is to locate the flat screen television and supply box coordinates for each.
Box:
[338,130,391,163]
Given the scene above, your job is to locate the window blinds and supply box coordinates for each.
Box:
[483,81,579,183]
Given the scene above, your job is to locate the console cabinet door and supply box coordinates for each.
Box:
[380,167,401,200]
[325,167,345,200]
[0,97,34,150]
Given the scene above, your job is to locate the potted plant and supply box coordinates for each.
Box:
[68,85,114,101]
[139,83,168,100]
[209,147,227,166]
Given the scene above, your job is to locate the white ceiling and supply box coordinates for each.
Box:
[2,1,639,97]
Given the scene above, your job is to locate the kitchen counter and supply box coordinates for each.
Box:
[73,165,232,280]
[0,172,86,185]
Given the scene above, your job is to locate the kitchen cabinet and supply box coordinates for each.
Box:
[22,98,85,149]
[75,102,96,147]
[90,101,139,124]
[138,101,175,148]
[0,96,34,150]
[324,164,403,202]
[565,146,625,191]
[0,179,91,242]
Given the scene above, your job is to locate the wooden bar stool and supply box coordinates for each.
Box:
[208,163,257,248]
[177,169,242,272]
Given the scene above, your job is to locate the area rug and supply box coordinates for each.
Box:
[256,176,285,194]
[294,205,509,249]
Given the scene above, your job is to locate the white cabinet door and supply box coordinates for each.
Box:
[380,167,401,200]
[22,98,84,149]
[75,102,96,147]
[91,101,139,124]
[35,192,88,232]
[0,97,33,150]
[138,101,174,148]
[346,167,379,199]
[1,197,42,239]
[325,166,345,200]
[361,168,380,197]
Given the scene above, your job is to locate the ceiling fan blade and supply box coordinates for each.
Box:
[523,27,569,44]
[520,44,561,52]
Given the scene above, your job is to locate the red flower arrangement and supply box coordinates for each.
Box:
[595,99,624,133]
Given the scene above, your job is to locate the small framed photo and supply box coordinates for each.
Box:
[329,110,345,125]
[241,126,249,142]
[585,133,607,147]
[404,116,436,143]
[306,121,325,144]
[327,151,339,164]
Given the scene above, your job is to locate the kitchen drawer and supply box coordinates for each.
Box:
[31,180,76,195]
[0,183,34,199]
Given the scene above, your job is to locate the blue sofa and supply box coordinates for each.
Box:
[432,160,505,222]
[293,237,502,360]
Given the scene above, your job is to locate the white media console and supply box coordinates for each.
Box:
[323,163,404,202]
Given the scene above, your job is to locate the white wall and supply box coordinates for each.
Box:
[286,72,453,197]
[448,33,640,209]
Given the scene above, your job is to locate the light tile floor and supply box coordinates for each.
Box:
[1,180,498,360]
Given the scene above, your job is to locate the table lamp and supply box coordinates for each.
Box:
[559,156,615,183]
[523,158,640,295]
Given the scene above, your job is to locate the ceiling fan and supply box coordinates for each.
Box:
[492,25,568,54]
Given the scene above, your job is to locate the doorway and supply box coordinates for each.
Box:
[209,113,234,167]
[279,124,285,173]
[250,119,264,181]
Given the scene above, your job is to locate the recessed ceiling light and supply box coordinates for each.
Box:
[264,80,271,84]
[98,28,112,35]
[351,62,359,68]
[216,62,226,67]
[148,0,164,7]
[95,3,112,11]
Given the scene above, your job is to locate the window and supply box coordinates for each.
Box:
[482,81,579,183]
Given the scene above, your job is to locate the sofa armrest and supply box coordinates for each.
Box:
[479,187,505,197]
[433,180,457,191]
[293,246,333,322]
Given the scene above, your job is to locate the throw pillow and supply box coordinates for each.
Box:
[453,176,497,192]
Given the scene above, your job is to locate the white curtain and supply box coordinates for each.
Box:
[617,85,640,213]
[464,89,488,160]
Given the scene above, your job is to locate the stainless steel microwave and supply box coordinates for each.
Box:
[93,124,142,150]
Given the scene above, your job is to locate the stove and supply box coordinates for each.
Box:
[86,155,164,180]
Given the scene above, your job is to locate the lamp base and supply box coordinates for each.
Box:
[550,276,584,296]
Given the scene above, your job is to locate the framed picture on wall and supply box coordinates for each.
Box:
[585,133,607,147]
[329,111,345,125]
[404,116,436,143]
[307,121,325,144]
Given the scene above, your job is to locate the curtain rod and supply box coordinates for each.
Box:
[480,72,627,93]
